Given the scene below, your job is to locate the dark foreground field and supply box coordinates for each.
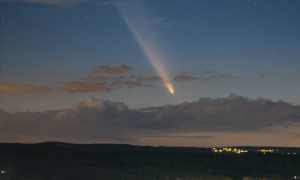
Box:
[0,142,299,180]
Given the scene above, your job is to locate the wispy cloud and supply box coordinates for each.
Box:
[163,21,175,28]
[22,66,244,94]
[59,65,158,93]
[146,135,213,138]
[136,76,160,82]
[174,73,198,82]
[0,83,54,93]
[200,74,227,81]
[151,18,164,24]
[199,71,241,81]
[85,75,126,82]
[123,81,153,88]
[258,73,266,78]
[60,79,154,93]
[25,65,160,94]
[60,81,121,93]
[90,65,132,75]
[173,71,241,83]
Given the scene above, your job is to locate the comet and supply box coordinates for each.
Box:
[115,1,174,94]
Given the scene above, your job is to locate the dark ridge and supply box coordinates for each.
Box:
[1,142,299,154]
[41,141,213,153]
[1,142,299,180]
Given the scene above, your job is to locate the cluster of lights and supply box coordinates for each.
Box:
[258,149,274,153]
[257,149,274,154]
[212,148,248,154]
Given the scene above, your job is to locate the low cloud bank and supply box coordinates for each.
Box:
[1,94,300,143]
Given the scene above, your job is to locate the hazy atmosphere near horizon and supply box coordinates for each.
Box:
[1,0,300,147]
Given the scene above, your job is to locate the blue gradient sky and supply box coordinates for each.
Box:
[1,0,300,146]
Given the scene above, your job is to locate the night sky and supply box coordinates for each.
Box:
[1,0,300,147]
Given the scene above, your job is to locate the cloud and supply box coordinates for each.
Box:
[201,74,243,81]
[0,97,138,142]
[60,65,159,93]
[163,21,175,28]
[199,71,243,81]
[86,75,160,82]
[0,83,54,93]
[60,80,121,93]
[26,66,160,94]
[259,74,266,78]
[151,18,164,24]
[60,79,153,93]
[4,0,91,6]
[146,135,212,138]
[136,76,160,82]
[200,74,227,81]
[173,72,241,83]
[90,65,132,75]
[85,75,126,82]
[2,94,300,143]
[123,81,153,88]
[174,73,198,82]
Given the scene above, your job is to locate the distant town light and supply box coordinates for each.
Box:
[212,148,248,154]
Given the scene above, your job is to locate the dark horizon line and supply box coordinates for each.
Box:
[1,141,299,149]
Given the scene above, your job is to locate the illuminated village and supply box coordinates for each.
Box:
[212,147,299,156]
[212,147,248,154]
[211,148,288,154]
